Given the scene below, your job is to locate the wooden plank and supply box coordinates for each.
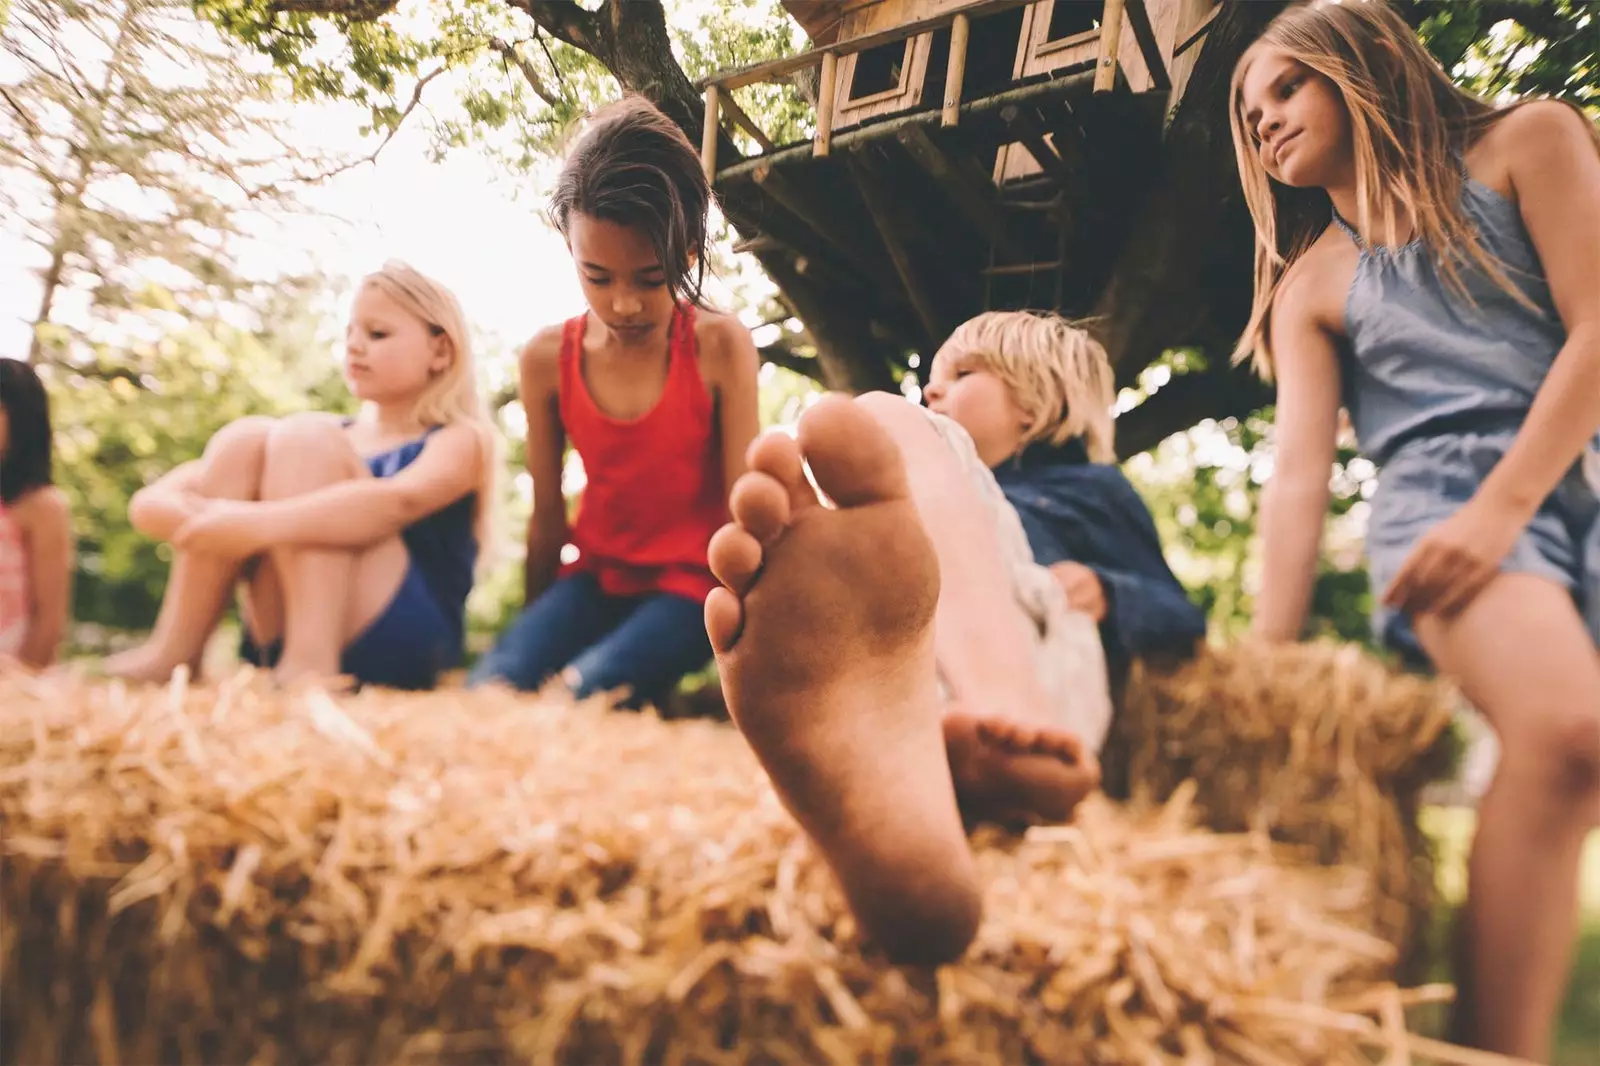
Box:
[753,163,886,275]
[1124,0,1171,91]
[847,148,953,347]
[701,84,720,183]
[1095,0,1128,93]
[895,124,1024,259]
[814,50,838,157]
[941,12,970,128]
[716,71,1096,182]
[720,90,775,153]
[1173,3,1221,59]
[1002,103,1068,183]
[700,0,1036,91]
[982,260,1063,276]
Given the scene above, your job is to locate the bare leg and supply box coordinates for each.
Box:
[707,396,980,964]
[255,415,409,686]
[852,394,1099,825]
[1414,574,1600,1060]
[106,417,275,682]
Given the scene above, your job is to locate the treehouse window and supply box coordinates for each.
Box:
[849,41,909,100]
[1046,1,1100,42]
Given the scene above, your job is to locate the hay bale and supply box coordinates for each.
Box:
[0,668,1479,1065]
[1120,641,1461,971]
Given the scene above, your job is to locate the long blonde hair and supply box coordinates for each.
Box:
[1229,0,1591,378]
[359,260,501,554]
[937,311,1117,463]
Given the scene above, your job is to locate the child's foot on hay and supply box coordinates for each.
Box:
[942,711,1100,827]
[705,396,981,965]
[103,646,188,685]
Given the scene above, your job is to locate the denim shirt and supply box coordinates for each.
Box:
[993,439,1206,673]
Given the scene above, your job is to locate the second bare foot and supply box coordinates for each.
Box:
[706,396,981,965]
[943,711,1101,827]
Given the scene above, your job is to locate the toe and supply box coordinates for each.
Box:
[705,587,744,654]
[797,394,910,508]
[1038,728,1086,764]
[729,471,791,545]
[709,524,764,594]
[975,717,1035,752]
[748,429,817,514]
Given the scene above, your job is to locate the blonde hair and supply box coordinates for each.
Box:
[936,311,1116,463]
[358,260,501,554]
[1228,0,1595,378]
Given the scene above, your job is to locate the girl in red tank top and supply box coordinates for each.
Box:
[471,96,760,709]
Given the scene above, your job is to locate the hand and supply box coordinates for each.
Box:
[173,500,271,559]
[1381,494,1529,619]
[1051,561,1107,622]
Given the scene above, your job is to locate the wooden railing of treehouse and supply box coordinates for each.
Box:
[695,0,1179,182]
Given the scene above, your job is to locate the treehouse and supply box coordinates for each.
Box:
[697,0,1224,363]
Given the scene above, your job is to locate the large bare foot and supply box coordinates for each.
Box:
[706,395,981,965]
[942,711,1101,828]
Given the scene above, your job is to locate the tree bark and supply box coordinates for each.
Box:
[1088,0,1288,448]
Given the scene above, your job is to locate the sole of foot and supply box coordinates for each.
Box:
[943,711,1101,828]
[706,395,981,966]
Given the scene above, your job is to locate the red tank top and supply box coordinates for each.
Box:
[557,305,726,602]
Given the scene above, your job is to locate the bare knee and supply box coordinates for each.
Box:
[1511,708,1600,811]
[262,414,363,495]
[266,414,357,467]
[202,416,276,470]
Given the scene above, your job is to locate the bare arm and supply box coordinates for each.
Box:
[16,488,72,668]
[128,461,206,542]
[175,426,485,558]
[1474,104,1600,518]
[1251,273,1344,643]
[521,327,569,605]
[705,315,762,501]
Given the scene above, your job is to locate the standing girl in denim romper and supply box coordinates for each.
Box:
[1231,1,1600,1058]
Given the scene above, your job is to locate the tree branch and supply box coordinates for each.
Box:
[759,339,825,383]
[509,0,607,56]
[274,63,448,188]
[491,38,562,108]
[1114,363,1273,459]
[268,0,399,19]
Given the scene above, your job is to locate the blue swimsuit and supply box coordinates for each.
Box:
[1334,172,1599,664]
[243,428,478,689]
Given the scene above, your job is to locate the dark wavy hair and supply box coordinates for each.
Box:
[0,358,53,505]
[548,95,713,308]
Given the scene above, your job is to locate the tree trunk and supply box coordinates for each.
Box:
[1091,1,1287,451]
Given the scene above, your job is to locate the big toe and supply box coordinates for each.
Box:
[797,395,910,508]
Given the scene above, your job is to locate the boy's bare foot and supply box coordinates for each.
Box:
[705,396,981,965]
[104,646,186,685]
[942,711,1101,827]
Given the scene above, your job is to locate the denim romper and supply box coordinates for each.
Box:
[1334,172,1600,664]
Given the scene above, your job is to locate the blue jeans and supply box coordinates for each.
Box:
[469,572,712,708]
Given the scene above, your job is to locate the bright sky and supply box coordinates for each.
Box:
[0,96,587,386]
